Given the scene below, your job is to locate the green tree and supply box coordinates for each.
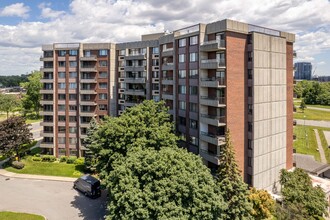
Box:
[0,116,32,160]
[249,187,275,220]
[107,147,226,220]
[279,168,328,219]
[0,94,20,119]
[86,100,178,176]
[83,117,99,172]
[300,99,307,112]
[20,71,42,117]
[216,130,253,220]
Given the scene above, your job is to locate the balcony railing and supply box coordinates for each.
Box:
[200,77,225,87]
[200,59,225,69]
[200,96,225,106]
[80,55,97,61]
[199,149,220,165]
[200,131,225,146]
[200,40,226,52]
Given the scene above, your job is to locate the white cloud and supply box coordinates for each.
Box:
[0,3,30,18]
[317,61,326,65]
[1,0,330,75]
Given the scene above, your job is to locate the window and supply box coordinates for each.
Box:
[248,52,253,62]
[247,174,252,185]
[248,157,252,167]
[189,119,198,129]
[189,69,198,78]
[81,128,87,135]
[58,137,65,144]
[248,122,253,132]
[248,104,253,114]
[58,105,65,111]
[248,139,252,149]
[69,138,77,145]
[58,127,66,133]
[58,148,66,155]
[69,116,77,122]
[178,70,186,79]
[178,39,186,47]
[99,93,107,100]
[248,69,253,79]
[99,60,107,67]
[58,83,65,89]
[59,50,66,56]
[248,87,253,97]
[58,116,66,122]
[189,86,198,95]
[99,72,107,78]
[189,103,198,112]
[178,101,186,110]
[69,61,77,67]
[58,94,66,100]
[99,104,107,111]
[152,47,159,54]
[69,94,77,100]
[44,83,53,90]
[69,83,77,89]
[179,116,186,125]
[69,105,77,111]
[178,54,185,63]
[189,36,198,45]
[99,50,108,56]
[43,105,53,111]
[189,53,198,62]
[58,72,66,78]
[119,49,125,55]
[178,85,186,94]
[178,132,186,141]
[58,61,66,67]
[190,136,198,146]
[99,83,107,89]
[69,50,77,56]
[84,50,91,57]
[69,72,77,78]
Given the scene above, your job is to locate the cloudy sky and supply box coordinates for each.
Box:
[0,0,329,76]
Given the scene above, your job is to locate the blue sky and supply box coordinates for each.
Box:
[0,0,330,76]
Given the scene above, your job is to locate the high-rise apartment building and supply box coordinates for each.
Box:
[294,62,312,80]
[40,19,295,190]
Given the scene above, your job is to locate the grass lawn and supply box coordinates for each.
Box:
[294,125,320,162]
[0,211,44,220]
[318,128,330,163]
[307,104,330,110]
[5,157,84,178]
[294,108,330,121]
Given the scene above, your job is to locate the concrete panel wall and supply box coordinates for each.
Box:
[252,32,287,191]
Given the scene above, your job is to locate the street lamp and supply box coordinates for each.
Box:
[304,115,308,149]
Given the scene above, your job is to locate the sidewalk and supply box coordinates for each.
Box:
[314,129,327,164]
[0,160,76,182]
[296,119,330,128]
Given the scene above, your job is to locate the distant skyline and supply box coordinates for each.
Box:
[0,0,330,76]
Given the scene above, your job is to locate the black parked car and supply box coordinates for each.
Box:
[73,174,101,199]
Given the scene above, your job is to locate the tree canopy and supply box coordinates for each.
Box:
[0,74,28,88]
[216,130,253,220]
[0,116,32,160]
[294,81,330,105]
[0,93,21,119]
[107,147,226,220]
[249,187,275,220]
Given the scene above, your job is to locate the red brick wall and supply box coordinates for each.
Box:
[286,43,294,169]
[226,32,247,175]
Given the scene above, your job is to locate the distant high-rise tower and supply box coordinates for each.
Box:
[294,62,312,80]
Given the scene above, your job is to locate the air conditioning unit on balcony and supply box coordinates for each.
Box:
[152,54,159,59]
[118,56,125,60]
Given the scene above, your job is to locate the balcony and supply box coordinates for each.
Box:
[162,63,174,71]
[200,77,226,88]
[200,131,225,146]
[40,142,54,148]
[125,54,146,60]
[125,66,146,72]
[40,100,53,105]
[125,89,146,96]
[80,66,97,72]
[40,110,53,116]
[124,77,146,84]
[40,89,54,94]
[80,123,91,128]
[40,56,53,62]
[124,100,143,107]
[200,114,226,127]
[40,132,54,137]
[80,78,97,83]
[200,96,226,107]
[200,59,225,69]
[200,40,226,52]
[80,111,96,117]
[80,89,97,94]
[162,48,174,57]
[80,101,96,106]
[162,92,174,100]
[40,67,53,72]
[40,78,53,83]
[40,121,54,126]
[80,55,97,61]
[162,77,174,85]
[199,149,220,165]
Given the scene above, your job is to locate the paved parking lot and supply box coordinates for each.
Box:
[0,176,107,220]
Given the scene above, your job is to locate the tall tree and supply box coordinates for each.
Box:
[279,168,328,219]
[216,130,253,220]
[300,99,307,112]
[86,100,178,176]
[0,116,32,160]
[0,94,20,119]
[107,147,226,220]
[83,117,99,172]
[249,187,275,220]
[20,71,42,117]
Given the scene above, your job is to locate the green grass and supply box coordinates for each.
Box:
[294,108,330,121]
[0,211,44,220]
[5,157,84,178]
[294,125,320,162]
[318,128,330,163]
[306,104,330,109]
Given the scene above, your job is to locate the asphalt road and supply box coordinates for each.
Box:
[0,176,107,220]
[296,119,330,128]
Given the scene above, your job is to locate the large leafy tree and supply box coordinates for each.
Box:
[83,117,99,172]
[0,116,32,160]
[87,100,178,176]
[279,168,328,219]
[249,187,275,220]
[216,130,253,220]
[107,147,226,220]
[0,93,21,119]
[20,71,42,117]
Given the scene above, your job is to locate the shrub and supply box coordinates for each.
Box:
[41,155,57,162]
[60,156,68,163]
[66,156,77,164]
[12,161,25,169]
[74,157,85,165]
[32,156,42,162]
[35,153,41,157]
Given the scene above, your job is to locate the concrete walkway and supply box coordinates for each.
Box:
[296,119,330,128]
[314,129,327,164]
[324,131,330,147]
[308,106,330,112]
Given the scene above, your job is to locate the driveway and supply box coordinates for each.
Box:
[0,176,107,220]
